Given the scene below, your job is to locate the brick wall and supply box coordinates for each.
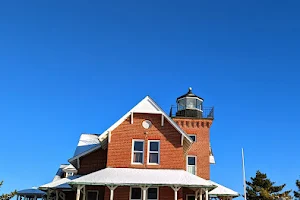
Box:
[173,118,213,180]
[78,148,107,175]
[107,113,185,169]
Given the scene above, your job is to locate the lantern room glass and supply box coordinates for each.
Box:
[177,97,202,111]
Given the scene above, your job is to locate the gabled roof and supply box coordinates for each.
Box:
[39,175,81,190]
[99,96,193,144]
[68,134,101,164]
[208,181,239,197]
[69,168,215,188]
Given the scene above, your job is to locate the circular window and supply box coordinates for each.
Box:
[142,120,152,129]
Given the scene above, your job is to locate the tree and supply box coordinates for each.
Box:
[246,171,292,200]
[0,181,17,200]
[295,180,300,199]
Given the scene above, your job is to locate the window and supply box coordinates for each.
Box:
[132,140,144,164]
[148,140,160,164]
[130,188,158,200]
[147,188,158,200]
[188,134,196,142]
[130,188,142,200]
[87,191,98,200]
[186,195,195,200]
[187,156,196,175]
[66,172,74,177]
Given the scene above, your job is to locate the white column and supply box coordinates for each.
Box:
[56,190,59,200]
[140,186,150,200]
[171,186,181,200]
[82,186,86,200]
[34,195,37,200]
[76,187,81,200]
[199,189,203,200]
[205,189,208,200]
[107,185,118,200]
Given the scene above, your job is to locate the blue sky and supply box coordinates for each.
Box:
[0,0,299,198]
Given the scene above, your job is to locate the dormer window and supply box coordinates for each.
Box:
[66,172,74,177]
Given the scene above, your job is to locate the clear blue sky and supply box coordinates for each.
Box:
[0,0,299,199]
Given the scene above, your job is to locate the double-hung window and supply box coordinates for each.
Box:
[187,156,196,175]
[130,188,158,200]
[132,140,144,164]
[148,140,160,164]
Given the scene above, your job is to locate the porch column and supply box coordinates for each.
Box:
[34,195,37,200]
[171,186,181,200]
[56,190,59,200]
[107,185,118,200]
[195,189,200,200]
[205,189,208,200]
[76,185,84,200]
[140,186,150,200]
[199,189,203,200]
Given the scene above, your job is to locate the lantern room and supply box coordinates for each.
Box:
[176,87,204,118]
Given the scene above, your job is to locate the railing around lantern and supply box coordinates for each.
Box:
[169,106,214,119]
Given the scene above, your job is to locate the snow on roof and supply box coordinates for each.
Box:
[40,175,81,190]
[208,181,239,197]
[69,168,214,188]
[17,189,46,197]
[53,164,69,182]
[68,134,101,164]
[63,164,77,173]
[98,96,193,144]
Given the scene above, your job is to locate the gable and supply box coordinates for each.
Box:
[98,96,193,152]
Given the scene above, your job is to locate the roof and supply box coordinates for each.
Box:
[17,189,46,197]
[69,168,215,188]
[176,88,203,101]
[68,134,101,164]
[208,181,239,197]
[98,96,193,145]
[39,175,81,190]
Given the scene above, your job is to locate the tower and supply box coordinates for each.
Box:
[171,88,215,180]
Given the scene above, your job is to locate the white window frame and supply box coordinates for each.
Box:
[188,134,197,142]
[147,140,160,165]
[131,139,145,165]
[147,187,159,200]
[86,190,99,200]
[65,172,74,177]
[130,187,142,200]
[186,155,197,175]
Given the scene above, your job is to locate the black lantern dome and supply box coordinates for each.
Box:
[176,87,204,118]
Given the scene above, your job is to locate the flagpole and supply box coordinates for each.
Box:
[242,148,247,200]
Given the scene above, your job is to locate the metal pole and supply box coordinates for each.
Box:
[242,148,247,200]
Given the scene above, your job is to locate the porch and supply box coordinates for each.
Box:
[69,168,216,200]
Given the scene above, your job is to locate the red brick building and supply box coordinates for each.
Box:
[17,88,238,200]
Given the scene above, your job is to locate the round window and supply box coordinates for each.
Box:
[142,120,152,129]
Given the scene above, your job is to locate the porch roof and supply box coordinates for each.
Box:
[17,189,46,197]
[39,175,81,190]
[208,181,239,197]
[69,168,215,188]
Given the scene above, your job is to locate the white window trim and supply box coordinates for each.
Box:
[186,155,197,175]
[147,187,159,200]
[86,190,99,200]
[130,187,142,200]
[131,139,145,165]
[147,140,160,165]
[188,134,197,142]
